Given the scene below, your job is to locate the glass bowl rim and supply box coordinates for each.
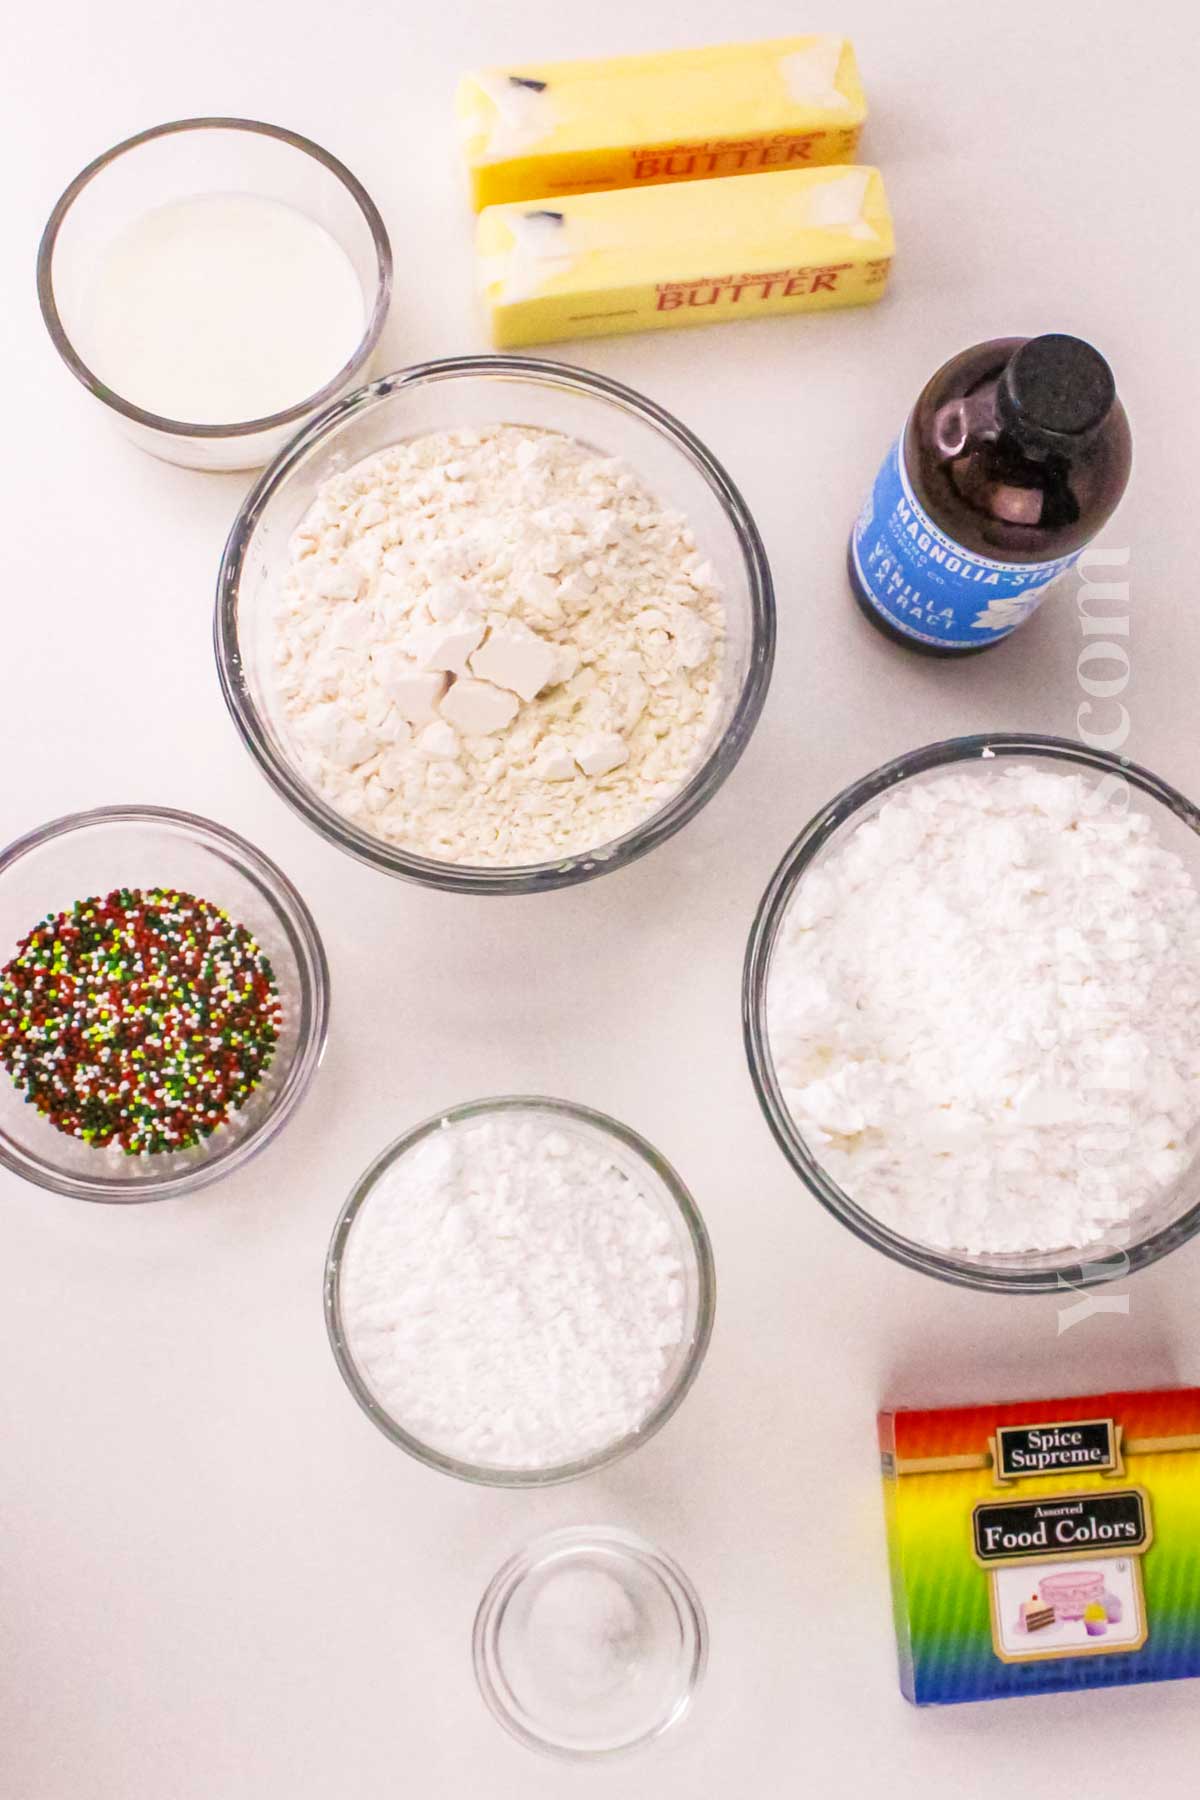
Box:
[323,1094,717,1486]
[742,732,1200,1295]
[471,1523,709,1761]
[36,115,394,439]
[215,353,776,893]
[0,802,331,1202]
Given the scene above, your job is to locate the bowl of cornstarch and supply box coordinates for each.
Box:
[217,355,774,891]
[0,807,329,1201]
[744,734,1200,1292]
[324,1097,715,1483]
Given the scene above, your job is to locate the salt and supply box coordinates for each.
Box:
[525,1569,642,1694]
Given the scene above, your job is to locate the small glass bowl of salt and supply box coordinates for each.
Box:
[473,1527,708,1760]
[37,118,392,470]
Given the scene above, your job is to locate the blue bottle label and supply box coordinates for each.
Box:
[851,434,1082,649]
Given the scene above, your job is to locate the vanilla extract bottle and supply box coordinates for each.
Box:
[848,334,1132,655]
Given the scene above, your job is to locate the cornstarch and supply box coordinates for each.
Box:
[340,1112,687,1468]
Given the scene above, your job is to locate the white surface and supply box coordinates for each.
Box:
[4,2,1199,1795]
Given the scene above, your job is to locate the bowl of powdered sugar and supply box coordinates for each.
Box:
[324,1097,715,1483]
[744,735,1200,1291]
[216,355,773,891]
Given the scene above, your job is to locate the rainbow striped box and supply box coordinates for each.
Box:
[879,1389,1200,1705]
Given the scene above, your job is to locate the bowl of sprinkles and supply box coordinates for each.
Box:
[0,806,329,1201]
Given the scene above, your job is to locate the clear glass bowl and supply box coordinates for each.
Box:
[37,118,392,471]
[216,355,775,891]
[743,734,1200,1293]
[324,1096,716,1483]
[473,1526,708,1760]
[0,806,329,1201]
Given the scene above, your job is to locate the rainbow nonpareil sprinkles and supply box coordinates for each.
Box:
[0,888,281,1155]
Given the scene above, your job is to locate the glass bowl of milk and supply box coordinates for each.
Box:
[37,118,392,471]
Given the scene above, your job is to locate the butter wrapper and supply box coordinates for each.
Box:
[477,165,892,348]
[458,36,866,211]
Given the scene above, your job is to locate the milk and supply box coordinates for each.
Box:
[83,192,366,425]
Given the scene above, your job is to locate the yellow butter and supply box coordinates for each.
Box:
[458,36,866,211]
[477,165,893,348]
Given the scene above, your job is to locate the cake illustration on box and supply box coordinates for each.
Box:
[1039,1568,1107,1622]
[878,1387,1200,1705]
[1018,1596,1056,1633]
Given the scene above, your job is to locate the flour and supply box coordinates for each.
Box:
[766,765,1200,1255]
[270,425,726,865]
[340,1112,688,1468]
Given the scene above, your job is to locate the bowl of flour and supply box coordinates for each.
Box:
[217,356,774,891]
[324,1097,715,1483]
[744,735,1200,1291]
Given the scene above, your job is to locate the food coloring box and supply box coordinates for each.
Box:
[878,1388,1200,1704]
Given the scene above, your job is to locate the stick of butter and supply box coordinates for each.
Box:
[457,36,866,211]
[477,166,893,348]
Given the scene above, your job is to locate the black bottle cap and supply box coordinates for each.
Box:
[998,335,1116,453]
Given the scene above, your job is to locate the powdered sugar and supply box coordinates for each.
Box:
[766,765,1200,1255]
[339,1110,689,1469]
[269,425,726,865]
